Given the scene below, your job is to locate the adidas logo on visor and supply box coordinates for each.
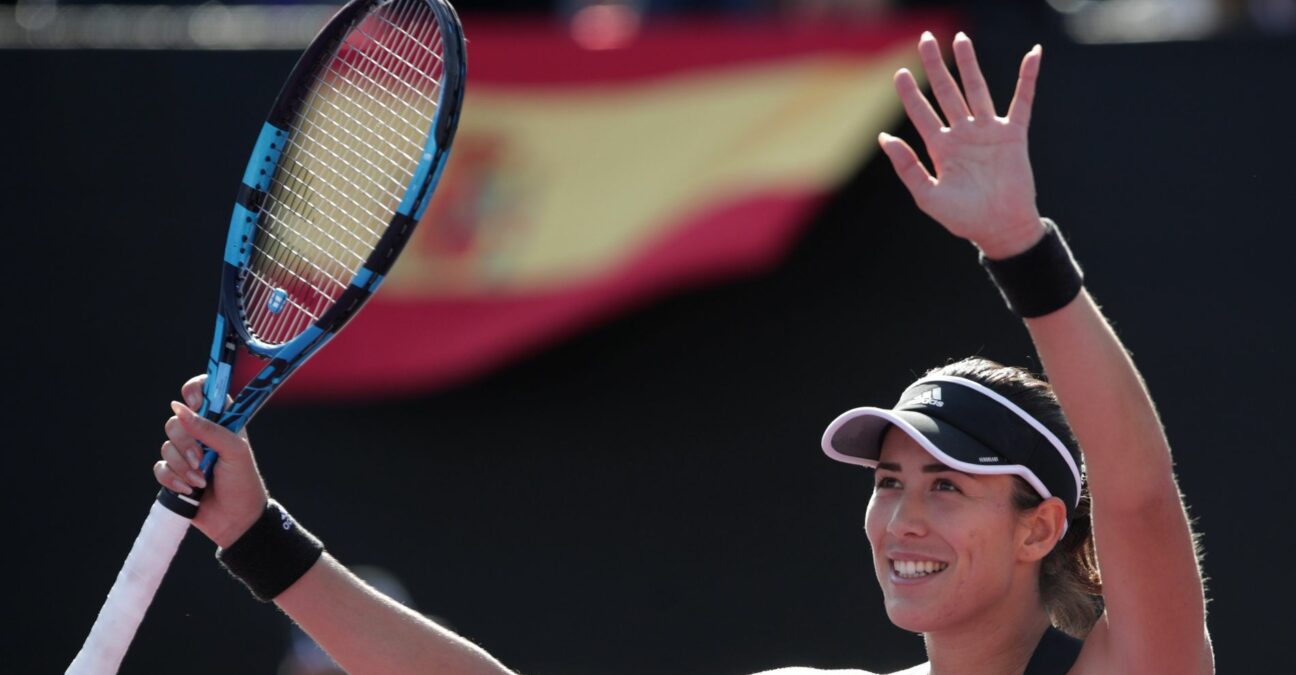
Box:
[905,387,944,408]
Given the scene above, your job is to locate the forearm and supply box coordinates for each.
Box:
[158,384,518,674]
[275,554,517,675]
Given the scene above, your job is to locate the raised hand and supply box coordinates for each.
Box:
[154,375,268,548]
[880,32,1046,260]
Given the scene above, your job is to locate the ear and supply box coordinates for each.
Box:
[1017,496,1067,563]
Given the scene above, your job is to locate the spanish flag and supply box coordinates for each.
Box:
[275,12,954,399]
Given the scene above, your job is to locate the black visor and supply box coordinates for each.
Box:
[822,376,1082,524]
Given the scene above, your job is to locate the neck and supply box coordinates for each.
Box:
[922,599,1052,675]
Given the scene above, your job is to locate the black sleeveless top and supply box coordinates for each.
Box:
[1022,626,1083,675]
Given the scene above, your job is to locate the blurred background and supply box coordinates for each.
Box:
[4,0,1294,673]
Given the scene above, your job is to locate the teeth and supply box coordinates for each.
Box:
[891,559,948,578]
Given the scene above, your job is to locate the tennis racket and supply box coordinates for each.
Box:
[68,1,465,672]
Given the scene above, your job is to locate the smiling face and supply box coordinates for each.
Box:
[864,426,1040,633]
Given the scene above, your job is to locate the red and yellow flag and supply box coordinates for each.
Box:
[275,13,954,399]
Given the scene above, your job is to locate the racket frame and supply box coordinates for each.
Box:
[159,0,465,516]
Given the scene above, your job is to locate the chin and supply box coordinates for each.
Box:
[884,601,947,633]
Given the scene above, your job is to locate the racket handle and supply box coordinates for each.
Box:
[67,499,192,675]
[157,484,204,519]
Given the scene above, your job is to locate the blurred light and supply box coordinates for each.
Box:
[1,3,338,49]
[570,2,641,51]
[1060,0,1224,43]
[1045,0,1094,14]
[188,4,237,47]
[14,0,58,32]
[134,6,184,49]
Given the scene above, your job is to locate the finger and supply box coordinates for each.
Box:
[894,68,944,142]
[878,133,935,203]
[182,374,235,411]
[181,375,207,410]
[170,401,252,466]
[161,440,208,488]
[154,460,194,495]
[162,422,203,471]
[918,31,970,126]
[164,414,202,458]
[951,32,997,120]
[1007,45,1042,128]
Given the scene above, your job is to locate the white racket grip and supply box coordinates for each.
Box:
[67,500,192,675]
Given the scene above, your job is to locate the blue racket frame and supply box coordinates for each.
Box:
[159,0,466,518]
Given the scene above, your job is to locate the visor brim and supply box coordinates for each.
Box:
[821,407,1058,504]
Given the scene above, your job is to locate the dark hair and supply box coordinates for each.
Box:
[926,357,1104,638]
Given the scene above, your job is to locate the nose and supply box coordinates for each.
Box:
[885,489,929,538]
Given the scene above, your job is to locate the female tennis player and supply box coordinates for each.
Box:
[155,32,1213,675]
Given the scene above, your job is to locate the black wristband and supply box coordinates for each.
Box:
[979,219,1084,318]
[216,500,324,602]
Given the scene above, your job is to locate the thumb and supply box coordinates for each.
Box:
[181,378,248,442]
[878,132,935,205]
[181,375,207,410]
[170,401,251,466]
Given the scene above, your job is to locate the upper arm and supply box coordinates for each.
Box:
[1084,490,1213,673]
[1024,292,1213,673]
[1072,610,1213,675]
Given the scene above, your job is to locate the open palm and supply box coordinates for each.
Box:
[880,33,1045,260]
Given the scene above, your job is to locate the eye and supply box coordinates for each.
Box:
[875,476,901,489]
[933,478,961,493]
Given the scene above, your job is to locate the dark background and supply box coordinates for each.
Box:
[4,4,1293,674]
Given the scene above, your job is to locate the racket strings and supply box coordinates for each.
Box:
[265,3,443,264]
[307,66,425,166]
[355,15,444,107]
[256,208,362,292]
[244,0,446,346]
[244,167,365,339]
[247,161,378,338]
[282,96,414,204]
[349,20,442,116]
[272,139,395,241]
[303,37,439,166]
[287,9,444,183]
[258,2,441,270]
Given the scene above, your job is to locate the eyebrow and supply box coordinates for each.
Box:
[876,461,969,475]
